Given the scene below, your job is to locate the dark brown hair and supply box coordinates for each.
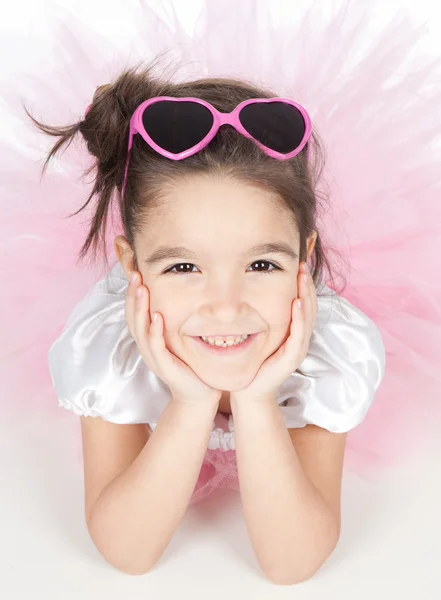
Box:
[25,54,347,296]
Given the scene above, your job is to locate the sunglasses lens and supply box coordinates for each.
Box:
[239,101,306,154]
[142,100,213,154]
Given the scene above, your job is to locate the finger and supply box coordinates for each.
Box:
[134,283,154,363]
[299,265,317,329]
[303,266,318,319]
[266,298,305,383]
[147,310,168,358]
[305,266,318,319]
[290,296,306,347]
[146,311,184,378]
[298,272,316,359]
[298,268,310,319]
[296,297,312,366]
[130,272,152,327]
[311,282,318,323]
[308,276,318,324]
[125,271,138,340]
[274,298,305,375]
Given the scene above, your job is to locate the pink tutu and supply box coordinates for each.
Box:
[191,449,239,505]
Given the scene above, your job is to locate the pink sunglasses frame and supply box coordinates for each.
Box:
[85,95,312,198]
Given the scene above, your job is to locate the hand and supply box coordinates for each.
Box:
[125,270,222,408]
[231,262,318,403]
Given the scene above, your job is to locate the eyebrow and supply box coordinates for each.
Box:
[143,242,299,266]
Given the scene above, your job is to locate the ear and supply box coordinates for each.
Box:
[307,230,317,259]
[114,235,136,279]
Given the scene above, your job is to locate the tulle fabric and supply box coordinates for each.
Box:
[190,449,239,505]
[189,411,238,505]
[1,0,441,503]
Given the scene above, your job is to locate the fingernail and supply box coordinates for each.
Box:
[301,262,309,273]
[153,312,158,323]
[131,272,137,285]
[297,299,302,309]
[136,287,142,298]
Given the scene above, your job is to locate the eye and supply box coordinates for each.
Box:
[247,260,281,274]
[164,263,199,274]
[163,260,282,275]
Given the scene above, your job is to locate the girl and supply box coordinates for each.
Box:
[30,63,385,583]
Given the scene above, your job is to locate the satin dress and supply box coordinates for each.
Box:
[48,261,385,503]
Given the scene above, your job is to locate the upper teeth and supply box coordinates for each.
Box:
[201,334,249,346]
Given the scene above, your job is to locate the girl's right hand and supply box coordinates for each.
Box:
[125,270,222,408]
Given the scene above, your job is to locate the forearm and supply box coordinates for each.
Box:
[231,395,339,584]
[89,398,218,574]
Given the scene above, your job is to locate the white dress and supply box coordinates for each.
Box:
[48,260,386,452]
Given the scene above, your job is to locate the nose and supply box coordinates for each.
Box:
[200,275,248,323]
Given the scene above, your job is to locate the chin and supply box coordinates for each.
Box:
[193,365,259,392]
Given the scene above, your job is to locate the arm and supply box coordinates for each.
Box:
[231,394,343,585]
[84,398,218,575]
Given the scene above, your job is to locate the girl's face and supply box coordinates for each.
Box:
[119,175,314,392]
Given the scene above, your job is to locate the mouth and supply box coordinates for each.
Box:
[191,333,259,354]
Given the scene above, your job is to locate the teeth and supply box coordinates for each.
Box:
[201,334,250,347]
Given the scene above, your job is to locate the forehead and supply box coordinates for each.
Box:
[143,175,299,250]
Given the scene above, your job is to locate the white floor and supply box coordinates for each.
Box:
[2,403,440,599]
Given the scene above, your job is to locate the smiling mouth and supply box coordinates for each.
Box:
[200,333,250,346]
[191,332,259,352]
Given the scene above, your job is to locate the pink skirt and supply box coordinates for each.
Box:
[190,448,240,505]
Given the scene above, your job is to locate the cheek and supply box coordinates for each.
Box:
[148,293,185,337]
[267,288,296,335]
[266,283,295,317]
[270,303,293,339]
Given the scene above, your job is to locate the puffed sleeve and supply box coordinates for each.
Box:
[276,284,386,433]
[47,261,171,423]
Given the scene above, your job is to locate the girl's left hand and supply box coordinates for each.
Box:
[231,262,318,403]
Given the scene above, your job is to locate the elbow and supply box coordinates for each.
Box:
[263,531,340,586]
[264,564,322,586]
[108,561,156,577]
[87,512,161,577]
[91,531,160,576]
